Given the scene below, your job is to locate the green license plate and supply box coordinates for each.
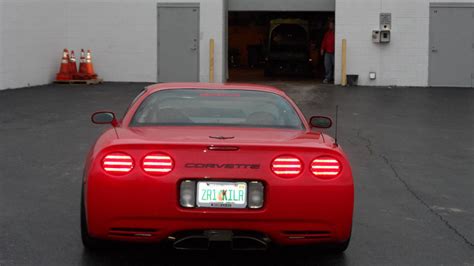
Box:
[196,181,247,208]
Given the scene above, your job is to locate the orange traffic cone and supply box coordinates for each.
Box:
[82,49,97,80]
[78,49,87,79]
[56,49,72,81]
[69,50,78,79]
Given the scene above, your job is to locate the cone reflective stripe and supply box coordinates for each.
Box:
[56,48,72,81]
[63,49,70,61]
[77,49,87,79]
[86,50,92,63]
[80,49,86,64]
[69,50,78,76]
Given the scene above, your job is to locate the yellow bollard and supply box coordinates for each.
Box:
[341,39,347,86]
[209,39,215,83]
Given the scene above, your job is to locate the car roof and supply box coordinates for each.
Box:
[145,83,287,96]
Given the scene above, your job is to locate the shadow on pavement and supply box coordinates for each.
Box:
[79,244,349,266]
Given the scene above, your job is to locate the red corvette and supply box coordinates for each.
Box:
[81,83,353,252]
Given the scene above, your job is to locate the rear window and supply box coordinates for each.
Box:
[130,89,304,129]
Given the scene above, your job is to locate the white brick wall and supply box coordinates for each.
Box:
[228,0,335,11]
[335,0,474,87]
[0,2,3,90]
[0,0,226,90]
[2,0,473,90]
[0,0,68,90]
[67,1,159,83]
[67,0,226,83]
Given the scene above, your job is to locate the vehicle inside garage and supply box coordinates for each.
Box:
[228,12,334,82]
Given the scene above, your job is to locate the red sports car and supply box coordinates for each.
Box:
[81,83,354,252]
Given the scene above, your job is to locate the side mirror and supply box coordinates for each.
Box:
[310,116,332,129]
[91,111,117,126]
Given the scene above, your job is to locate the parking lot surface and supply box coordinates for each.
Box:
[1,82,473,265]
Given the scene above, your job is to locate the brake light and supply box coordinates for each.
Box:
[311,157,341,179]
[271,155,302,178]
[102,153,134,175]
[142,153,174,176]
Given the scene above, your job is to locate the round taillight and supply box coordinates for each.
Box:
[102,152,134,175]
[142,153,174,176]
[271,155,303,178]
[311,156,341,179]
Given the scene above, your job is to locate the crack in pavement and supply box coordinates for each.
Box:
[380,155,474,248]
[356,128,473,248]
[357,129,373,155]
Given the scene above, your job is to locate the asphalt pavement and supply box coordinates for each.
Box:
[0,82,473,265]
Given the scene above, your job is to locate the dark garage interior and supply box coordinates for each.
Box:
[228,12,334,82]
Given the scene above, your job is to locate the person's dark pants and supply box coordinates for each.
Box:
[324,53,335,81]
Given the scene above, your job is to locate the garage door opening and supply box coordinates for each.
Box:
[227,12,334,82]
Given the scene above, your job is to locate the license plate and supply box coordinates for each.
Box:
[197,181,247,209]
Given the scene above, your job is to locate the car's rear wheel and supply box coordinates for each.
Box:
[298,236,351,254]
[81,184,109,250]
[327,237,351,254]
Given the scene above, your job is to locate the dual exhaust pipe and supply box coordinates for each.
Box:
[169,230,270,251]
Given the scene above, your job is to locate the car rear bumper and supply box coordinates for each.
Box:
[84,170,353,246]
[102,218,349,246]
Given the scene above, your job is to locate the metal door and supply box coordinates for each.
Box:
[429,4,474,87]
[157,4,199,82]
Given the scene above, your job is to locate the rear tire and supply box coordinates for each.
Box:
[298,236,351,255]
[81,184,109,250]
[327,237,350,254]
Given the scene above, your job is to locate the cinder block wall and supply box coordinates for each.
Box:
[0,0,226,90]
[228,0,335,11]
[2,0,472,90]
[0,0,68,90]
[0,2,3,90]
[67,0,226,83]
[66,1,159,83]
[335,0,474,87]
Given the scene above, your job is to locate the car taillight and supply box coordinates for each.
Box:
[142,153,174,176]
[271,155,302,178]
[102,152,134,175]
[311,156,341,179]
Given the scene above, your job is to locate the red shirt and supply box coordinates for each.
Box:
[321,30,335,54]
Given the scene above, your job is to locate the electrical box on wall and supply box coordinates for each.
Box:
[373,13,392,44]
[380,13,392,30]
[380,30,391,43]
[372,30,381,43]
[373,30,391,43]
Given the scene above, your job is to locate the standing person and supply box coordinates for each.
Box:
[321,20,335,84]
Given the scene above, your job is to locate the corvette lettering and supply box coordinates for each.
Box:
[185,163,260,169]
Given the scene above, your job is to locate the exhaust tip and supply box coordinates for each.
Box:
[233,236,269,251]
[170,230,270,251]
[173,236,209,250]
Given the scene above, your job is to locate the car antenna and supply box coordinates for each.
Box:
[334,105,339,147]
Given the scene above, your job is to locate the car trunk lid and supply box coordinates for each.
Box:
[115,126,326,147]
